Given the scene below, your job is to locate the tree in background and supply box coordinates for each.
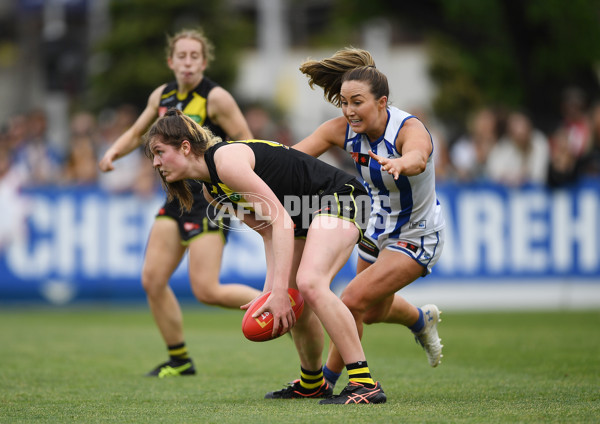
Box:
[89,0,253,112]
[89,0,600,137]
[326,0,600,138]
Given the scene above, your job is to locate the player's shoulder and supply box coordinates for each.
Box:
[316,116,348,146]
[325,115,349,131]
[206,84,233,101]
[199,75,220,89]
[207,85,240,115]
[148,83,170,104]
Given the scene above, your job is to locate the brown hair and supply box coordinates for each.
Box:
[299,47,389,107]
[165,28,215,67]
[145,108,221,211]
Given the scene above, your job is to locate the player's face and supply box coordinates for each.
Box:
[340,80,387,137]
[150,139,190,182]
[168,38,207,86]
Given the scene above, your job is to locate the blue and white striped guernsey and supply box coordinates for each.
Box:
[344,106,445,241]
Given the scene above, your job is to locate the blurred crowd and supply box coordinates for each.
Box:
[423,87,600,188]
[1,87,600,200]
[0,104,157,195]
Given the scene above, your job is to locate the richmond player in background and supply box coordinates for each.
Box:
[99,28,259,377]
[145,109,387,404]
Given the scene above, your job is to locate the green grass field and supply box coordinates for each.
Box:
[0,305,598,423]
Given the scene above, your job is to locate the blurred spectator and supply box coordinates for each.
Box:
[244,102,280,141]
[450,107,498,183]
[243,102,294,146]
[5,113,28,151]
[0,142,26,250]
[70,110,102,142]
[486,110,550,186]
[97,104,146,192]
[411,106,455,182]
[12,108,64,186]
[62,134,99,185]
[61,111,102,185]
[579,101,600,177]
[559,86,591,159]
[546,126,582,188]
[131,160,161,198]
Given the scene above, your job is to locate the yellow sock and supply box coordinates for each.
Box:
[299,366,325,391]
[168,342,189,361]
[347,361,375,387]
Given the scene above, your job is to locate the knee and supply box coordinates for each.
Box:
[295,272,324,307]
[190,281,219,305]
[339,290,366,315]
[362,308,380,325]
[141,268,166,298]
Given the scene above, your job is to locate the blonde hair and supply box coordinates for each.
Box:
[145,109,221,211]
[166,28,215,67]
[299,47,388,107]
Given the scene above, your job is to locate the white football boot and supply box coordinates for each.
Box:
[414,304,443,367]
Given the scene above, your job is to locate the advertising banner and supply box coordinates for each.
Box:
[1,181,599,306]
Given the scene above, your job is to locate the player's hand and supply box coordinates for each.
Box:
[98,151,117,172]
[240,297,257,311]
[253,289,295,338]
[368,150,402,180]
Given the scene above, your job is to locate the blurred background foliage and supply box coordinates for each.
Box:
[90,0,600,134]
[324,0,600,133]
[90,0,254,110]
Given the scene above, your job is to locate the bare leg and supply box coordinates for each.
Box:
[296,216,366,365]
[141,218,187,346]
[325,250,424,373]
[187,233,260,307]
[289,239,325,371]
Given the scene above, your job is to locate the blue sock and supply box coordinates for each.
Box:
[409,307,425,333]
[322,365,341,388]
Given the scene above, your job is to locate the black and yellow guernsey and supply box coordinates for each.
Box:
[158,77,227,140]
[202,140,365,234]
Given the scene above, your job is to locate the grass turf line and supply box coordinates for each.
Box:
[0,306,598,423]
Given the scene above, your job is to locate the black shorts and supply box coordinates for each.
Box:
[291,178,369,240]
[156,181,230,245]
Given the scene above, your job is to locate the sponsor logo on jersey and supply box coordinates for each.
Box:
[396,241,418,253]
[183,222,200,232]
[410,220,427,229]
[351,152,370,167]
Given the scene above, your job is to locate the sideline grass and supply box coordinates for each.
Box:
[0,306,598,423]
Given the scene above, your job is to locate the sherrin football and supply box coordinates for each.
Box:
[242,288,304,342]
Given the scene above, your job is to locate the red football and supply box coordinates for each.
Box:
[242,288,304,342]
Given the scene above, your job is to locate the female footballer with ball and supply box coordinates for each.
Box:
[144,108,387,405]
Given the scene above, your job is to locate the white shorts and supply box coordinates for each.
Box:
[357,228,445,276]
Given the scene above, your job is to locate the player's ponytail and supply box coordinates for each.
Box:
[299,47,388,106]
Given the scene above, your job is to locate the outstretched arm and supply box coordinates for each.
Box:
[98,85,165,172]
[368,117,432,179]
[293,116,347,157]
